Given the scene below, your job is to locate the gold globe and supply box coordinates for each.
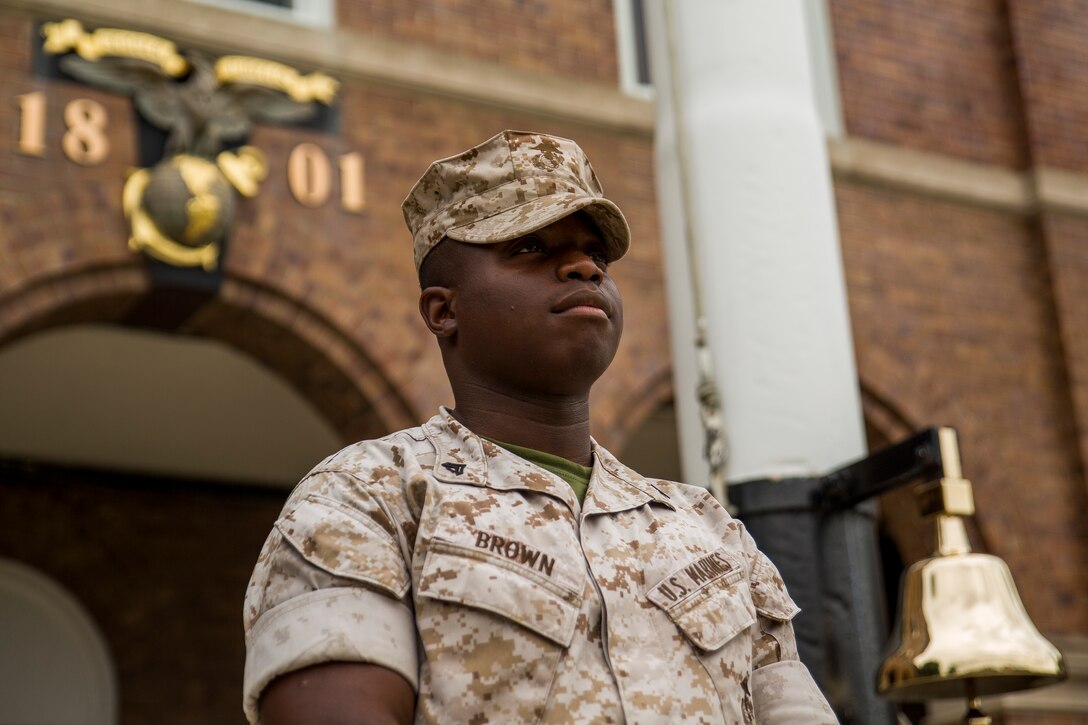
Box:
[141,154,235,248]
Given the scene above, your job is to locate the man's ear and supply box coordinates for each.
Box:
[419,286,457,338]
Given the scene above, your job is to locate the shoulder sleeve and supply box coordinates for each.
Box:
[751,660,839,723]
[242,444,421,724]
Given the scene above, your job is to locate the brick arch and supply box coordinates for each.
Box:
[860,380,921,450]
[0,263,417,444]
[856,343,933,447]
[595,363,675,453]
[858,372,934,583]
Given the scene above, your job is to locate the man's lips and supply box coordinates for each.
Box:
[552,290,613,319]
[562,305,609,319]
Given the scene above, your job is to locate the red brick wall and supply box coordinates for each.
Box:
[0,11,665,450]
[831,0,1088,643]
[836,179,1088,634]
[0,16,139,294]
[1008,0,1088,173]
[338,0,621,86]
[1043,214,1088,491]
[0,462,287,725]
[829,0,1032,169]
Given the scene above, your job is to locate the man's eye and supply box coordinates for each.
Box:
[590,249,609,265]
[515,241,546,254]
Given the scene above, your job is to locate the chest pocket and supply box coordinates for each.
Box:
[415,537,585,724]
[418,537,583,646]
[648,550,757,651]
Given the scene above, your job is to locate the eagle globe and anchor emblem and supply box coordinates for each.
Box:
[123,147,264,271]
[42,19,339,271]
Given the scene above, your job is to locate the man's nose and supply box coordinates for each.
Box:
[558,253,603,283]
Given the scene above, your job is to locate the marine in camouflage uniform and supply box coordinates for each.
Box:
[243,131,837,724]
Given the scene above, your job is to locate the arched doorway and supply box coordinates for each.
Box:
[0,558,117,725]
[0,324,341,484]
[0,268,418,724]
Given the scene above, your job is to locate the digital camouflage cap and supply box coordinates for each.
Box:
[402,130,631,271]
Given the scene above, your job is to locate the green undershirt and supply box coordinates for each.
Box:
[483,437,592,503]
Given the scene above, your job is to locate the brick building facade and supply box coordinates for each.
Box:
[0,1,1085,723]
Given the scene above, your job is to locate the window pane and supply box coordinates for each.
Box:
[631,0,651,86]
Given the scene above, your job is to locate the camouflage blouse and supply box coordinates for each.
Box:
[243,409,836,724]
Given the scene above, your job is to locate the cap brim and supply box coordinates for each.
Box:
[445,194,631,263]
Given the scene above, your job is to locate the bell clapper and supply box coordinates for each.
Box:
[961,680,992,725]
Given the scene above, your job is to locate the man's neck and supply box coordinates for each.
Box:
[448,386,594,467]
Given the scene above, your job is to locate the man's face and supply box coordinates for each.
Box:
[442,211,624,398]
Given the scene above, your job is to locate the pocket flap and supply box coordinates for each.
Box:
[419,539,582,647]
[665,572,756,651]
[648,549,756,651]
[276,495,410,598]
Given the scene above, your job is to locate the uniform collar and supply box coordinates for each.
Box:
[422,407,675,515]
[585,442,677,515]
[423,408,576,509]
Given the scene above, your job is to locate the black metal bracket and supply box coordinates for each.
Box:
[815,427,947,512]
[731,427,950,516]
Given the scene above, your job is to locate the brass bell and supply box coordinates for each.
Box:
[877,429,1066,722]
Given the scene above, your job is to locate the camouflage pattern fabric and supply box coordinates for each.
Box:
[401,130,631,271]
[243,409,837,724]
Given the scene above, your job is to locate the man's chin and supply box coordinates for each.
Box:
[545,355,619,395]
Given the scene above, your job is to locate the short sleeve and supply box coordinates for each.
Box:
[740,536,836,720]
[242,469,418,724]
[752,660,839,723]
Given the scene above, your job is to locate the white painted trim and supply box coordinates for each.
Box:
[802,0,845,138]
[649,0,866,481]
[7,0,654,134]
[1035,167,1088,217]
[829,136,1088,218]
[185,0,332,28]
[0,558,118,724]
[642,0,710,489]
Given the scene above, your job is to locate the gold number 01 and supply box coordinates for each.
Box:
[15,91,109,165]
[287,143,366,213]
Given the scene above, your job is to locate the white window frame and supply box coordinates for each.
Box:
[614,0,654,100]
[186,0,333,28]
[618,1,844,136]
